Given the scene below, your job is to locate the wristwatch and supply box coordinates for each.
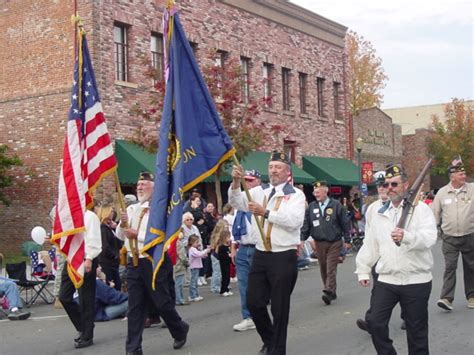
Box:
[264,210,270,219]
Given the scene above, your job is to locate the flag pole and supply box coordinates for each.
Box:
[114,171,139,267]
[231,154,271,251]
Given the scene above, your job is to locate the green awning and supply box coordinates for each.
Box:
[302,155,359,186]
[206,151,315,184]
[115,140,155,184]
[115,141,316,185]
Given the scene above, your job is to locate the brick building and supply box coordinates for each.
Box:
[352,107,403,172]
[0,0,350,254]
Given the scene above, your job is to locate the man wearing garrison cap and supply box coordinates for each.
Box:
[356,163,437,354]
[432,157,474,311]
[229,151,306,355]
[116,172,189,354]
[301,180,351,305]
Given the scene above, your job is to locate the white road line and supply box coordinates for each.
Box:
[0,314,69,323]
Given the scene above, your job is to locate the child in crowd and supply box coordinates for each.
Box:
[188,234,211,302]
[214,225,233,296]
[209,220,228,293]
[174,231,190,305]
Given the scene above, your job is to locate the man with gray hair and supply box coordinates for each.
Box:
[432,157,474,311]
[356,164,437,354]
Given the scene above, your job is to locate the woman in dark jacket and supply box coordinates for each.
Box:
[97,204,123,291]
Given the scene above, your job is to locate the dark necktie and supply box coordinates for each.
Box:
[268,187,276,201]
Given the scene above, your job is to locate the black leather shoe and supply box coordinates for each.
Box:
[126,349,143,355]
[74,332,82,342]
[173,322,189,349]
[322,292,337,305]
[74,338,93,349]
[258,344,269,355]
[356,318,369,332]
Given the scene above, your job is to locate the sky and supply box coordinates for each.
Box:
[291,0,473,109]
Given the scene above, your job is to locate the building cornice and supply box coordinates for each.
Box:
[218,0,347,48]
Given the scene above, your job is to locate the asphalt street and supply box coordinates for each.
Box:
[0,241,472,355]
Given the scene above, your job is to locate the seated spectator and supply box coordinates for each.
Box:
[94,268,128,321]
[0,278,31,321]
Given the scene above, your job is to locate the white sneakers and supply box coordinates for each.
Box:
[221,291,233,297]
[233,318,256,332]
[189,296,204,302]
[197,276,207,286]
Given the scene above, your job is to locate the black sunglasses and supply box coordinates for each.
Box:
[382,182,399,188]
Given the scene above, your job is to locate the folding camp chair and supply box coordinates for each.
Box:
[6,261,54,307]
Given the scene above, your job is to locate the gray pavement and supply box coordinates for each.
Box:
[0,241,472,355]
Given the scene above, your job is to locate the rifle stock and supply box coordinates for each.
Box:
[395,158,433,246]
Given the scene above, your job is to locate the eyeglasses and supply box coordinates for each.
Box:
[185,218,193,221]
[382,182,399,188]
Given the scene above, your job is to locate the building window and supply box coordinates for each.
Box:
[151,33,164,83]
[114,24,128,81]
[263,63,273,108]
[283,139,297,163]
[214,51,227,97]
[240,57,250,104]
[299,72,307,114]
[317,77,325,117]
[333,82,341,119]
[282,68,291,111]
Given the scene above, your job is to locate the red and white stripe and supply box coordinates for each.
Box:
[53,101,116,287]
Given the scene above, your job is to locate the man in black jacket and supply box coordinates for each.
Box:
[301,181,351,305]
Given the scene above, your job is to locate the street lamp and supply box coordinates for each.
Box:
[355,137,364,210]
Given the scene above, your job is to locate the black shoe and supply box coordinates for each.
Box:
[401,320,406,330]
[126,349,143,355]
[7,309,31,321]
[74,338,93,349]
[258,344,269,355]
[173,322,189,350]
[322,293,331,305]
[356,318,369,332]
[322,292,336,305]
[74,332,82,342]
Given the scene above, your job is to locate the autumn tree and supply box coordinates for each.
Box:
[428,98,474,175]
[131,49,278,211]
[346,30,388,116]
[0,144,23,206]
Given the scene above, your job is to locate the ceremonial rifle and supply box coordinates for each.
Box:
[395,157,433,246]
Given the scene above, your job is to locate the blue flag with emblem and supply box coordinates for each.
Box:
[142,7,235,286]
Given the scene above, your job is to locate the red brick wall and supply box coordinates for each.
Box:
[402,129,432,189]
[0,0,348,254]
[352,107,403,171]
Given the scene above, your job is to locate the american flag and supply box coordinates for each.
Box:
[52,28,117,287]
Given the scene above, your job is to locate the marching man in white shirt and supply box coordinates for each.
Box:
[355,164,437,355]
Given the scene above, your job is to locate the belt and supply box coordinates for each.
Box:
[240,244,256,248]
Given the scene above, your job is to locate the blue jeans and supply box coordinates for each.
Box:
[104,300,128,320]
[175,274,186,304]
[210,254,221,293]
[236,244,255,319]
[0,280,23,310]
[189,268,200,299]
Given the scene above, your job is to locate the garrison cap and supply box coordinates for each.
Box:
[269,151,291,165]
[312,180,328,188]
[448,157,465,174]
[138,171,154,182]
[385,164,405,179]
